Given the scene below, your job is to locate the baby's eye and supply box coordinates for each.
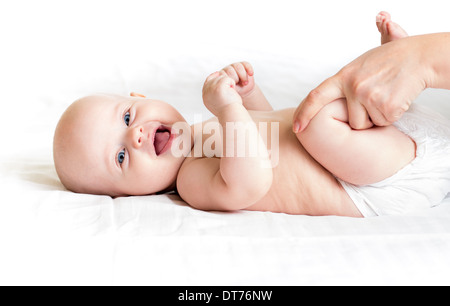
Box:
[124,112,131,126]
[118,149,126,165]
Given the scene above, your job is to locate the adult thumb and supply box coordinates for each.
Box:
[293,76,344,133]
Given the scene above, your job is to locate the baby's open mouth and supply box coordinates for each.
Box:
[153,126,171,156]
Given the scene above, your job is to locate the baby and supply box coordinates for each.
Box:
[53,12,450,217]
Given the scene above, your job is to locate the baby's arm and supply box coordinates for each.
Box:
[221,62,273,111]
[177,71,273,211]
[296,99,416,185]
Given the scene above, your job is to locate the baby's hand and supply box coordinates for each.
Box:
[221,62,255,97]
[202,71,243,116]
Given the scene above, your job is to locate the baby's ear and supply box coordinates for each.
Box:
[130,92,146,98]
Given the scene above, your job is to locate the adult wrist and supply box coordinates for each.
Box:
[418,33,450,89]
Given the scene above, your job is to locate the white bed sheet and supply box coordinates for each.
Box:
[2,0,450,285]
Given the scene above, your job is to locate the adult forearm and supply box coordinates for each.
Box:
[423,32,450,90]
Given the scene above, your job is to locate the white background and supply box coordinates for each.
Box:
[1,0,450,285]
[2,0,450,156]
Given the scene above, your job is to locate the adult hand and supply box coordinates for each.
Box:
[293,36,431,132]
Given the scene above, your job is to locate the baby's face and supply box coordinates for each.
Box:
[54,94,191,196]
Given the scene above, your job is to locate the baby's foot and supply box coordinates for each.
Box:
[376,11,408,45]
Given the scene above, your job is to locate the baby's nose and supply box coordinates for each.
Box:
[130,126,144,148]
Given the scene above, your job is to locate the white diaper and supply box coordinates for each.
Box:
[338,103,450,217]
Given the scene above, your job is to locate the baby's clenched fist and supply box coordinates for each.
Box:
[221,62,255,98]
[202,71,243,116]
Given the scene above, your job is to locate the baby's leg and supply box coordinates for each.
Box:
[296,99,416,186]
[376,11,408,44]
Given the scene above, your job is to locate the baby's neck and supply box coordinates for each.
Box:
[157,179,178,195]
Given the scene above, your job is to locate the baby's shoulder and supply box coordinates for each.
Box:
[176,156,224,210]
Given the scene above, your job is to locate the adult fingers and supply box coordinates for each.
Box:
[347,100,374,129]
[381,98,411,125]
[293,76,344,133]
[366,106,390,127]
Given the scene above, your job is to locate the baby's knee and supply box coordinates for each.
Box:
[296,99,352,158]
[299,99,348,136]
[320,98,349,122]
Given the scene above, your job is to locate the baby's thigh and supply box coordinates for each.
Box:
[296,98,416,185]
[296,99,352,172]
[296,99,350,153]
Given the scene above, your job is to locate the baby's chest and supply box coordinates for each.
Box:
[189,120,223,158]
